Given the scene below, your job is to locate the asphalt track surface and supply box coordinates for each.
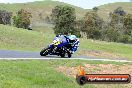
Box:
[0,50,132,62]
[0,50,86,58]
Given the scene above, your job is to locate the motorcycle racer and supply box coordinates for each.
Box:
[55,34,80,53]
[40,33,80,58]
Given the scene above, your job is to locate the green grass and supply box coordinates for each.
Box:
[0,59,131,88]
[0,60,91,88]
[0,24,54,51]
[0,24,132,59]
[50,59,132,67]
[80,39,132,60]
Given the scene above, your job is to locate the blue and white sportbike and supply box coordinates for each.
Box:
[40,35,72,58]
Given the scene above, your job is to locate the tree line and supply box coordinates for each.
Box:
[0,5,131,44]
[0,9,32,30]
[51,6,132,44]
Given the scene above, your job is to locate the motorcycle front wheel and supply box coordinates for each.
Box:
[40,48,49,56]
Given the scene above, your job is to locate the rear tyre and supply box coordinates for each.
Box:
[40,48,49,56]
[60,51,65,58]
[60,54,65,58]
[67,53,71,58]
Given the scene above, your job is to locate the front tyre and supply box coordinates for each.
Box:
[40,48,49,56]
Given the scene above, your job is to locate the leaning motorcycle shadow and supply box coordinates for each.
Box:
[41,55,70,58]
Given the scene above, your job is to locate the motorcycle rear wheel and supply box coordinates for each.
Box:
[60,51,65,58]
[67,53,71,58]
[61,52,71,58]
[60,54,65,58]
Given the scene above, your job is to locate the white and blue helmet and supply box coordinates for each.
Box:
[68,35,77,40]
